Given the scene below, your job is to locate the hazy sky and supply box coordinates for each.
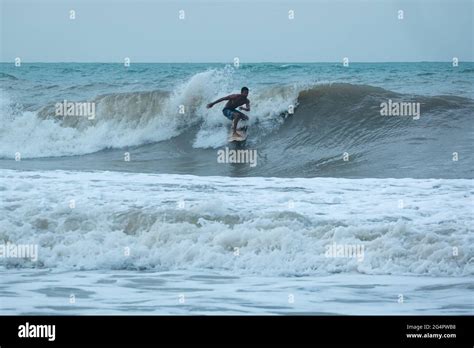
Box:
[1,0,473,62]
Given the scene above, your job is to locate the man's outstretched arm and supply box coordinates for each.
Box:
[207,94,234,108]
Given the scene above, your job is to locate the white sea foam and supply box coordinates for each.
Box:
[0,169,472,276]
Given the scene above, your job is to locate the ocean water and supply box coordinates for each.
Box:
[1,62,473,178]
[0,63,473,314]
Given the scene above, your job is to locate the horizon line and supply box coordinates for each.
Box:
[1,60,473,64]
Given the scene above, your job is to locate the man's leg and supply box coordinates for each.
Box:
[232,111,248,135]
[232,113,240,135]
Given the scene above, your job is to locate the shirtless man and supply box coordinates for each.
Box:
[207,87,250,136]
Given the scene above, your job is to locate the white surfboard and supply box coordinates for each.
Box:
[228,126,248,142]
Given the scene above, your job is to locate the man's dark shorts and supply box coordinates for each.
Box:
[222,108,248,121]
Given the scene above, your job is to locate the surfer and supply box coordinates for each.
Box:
[207,87,250,136]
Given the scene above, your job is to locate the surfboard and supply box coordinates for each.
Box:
[228,126,248,142]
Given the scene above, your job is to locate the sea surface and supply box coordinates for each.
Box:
[0,62,473,314]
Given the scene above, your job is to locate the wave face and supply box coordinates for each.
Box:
[1,64,473,178]
[1,170,472,276]
[253,83,474,178]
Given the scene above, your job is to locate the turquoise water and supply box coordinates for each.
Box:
[1,62,473,178]
[2,62,473,108]
[1,63,473,315]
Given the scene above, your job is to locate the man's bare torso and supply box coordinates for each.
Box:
[224,94,249,109]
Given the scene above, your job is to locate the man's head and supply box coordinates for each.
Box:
[241,87,249,97]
